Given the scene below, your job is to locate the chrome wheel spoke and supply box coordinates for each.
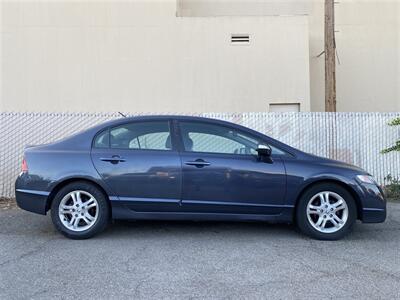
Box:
[83,198,96,209]
[69,216,76,226]
[85,212,95,221]
[315,216,324,227]
[81,215,91,225]
[330,217,340,228]
[70,192,77,204]
[75,191,82,203]
[86,203,97,209]
[319,192,330,205]
[335,206,346,212]
[307,205,320,215]
[332,198,343,206]
[73,217,80,229]
[332,214,343,226]
[319,193,326,205]
[60,208,73,215]
[335,204,346,212]
[60,204,74,214]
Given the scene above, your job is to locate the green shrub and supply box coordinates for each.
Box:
[383,174,400,201]
[381,117,400,154]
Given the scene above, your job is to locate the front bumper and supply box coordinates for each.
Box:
[356,182,386,223]
[361,207,386,223]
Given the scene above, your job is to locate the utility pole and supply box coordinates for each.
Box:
[325,0,336,112]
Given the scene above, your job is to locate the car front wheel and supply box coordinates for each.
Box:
[50,181,110,239]
[296,183,357,240]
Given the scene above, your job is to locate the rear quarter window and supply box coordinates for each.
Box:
[93,129,109,148]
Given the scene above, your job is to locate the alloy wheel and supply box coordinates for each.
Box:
[58,190,99,232]
[306,191,349,234]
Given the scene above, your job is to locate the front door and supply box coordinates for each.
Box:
[177,121,287,215]
[91,120,182,212]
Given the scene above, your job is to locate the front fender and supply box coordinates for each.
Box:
[285,172,362,209]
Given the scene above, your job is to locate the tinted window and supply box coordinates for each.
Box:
[110,121,171,151]
[179,122,260,155]
[270,145,286,155]
[94,129,109,148]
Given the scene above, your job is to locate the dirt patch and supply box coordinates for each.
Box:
[0,197,18,210]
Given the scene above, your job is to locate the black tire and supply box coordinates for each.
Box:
[296,183,357,240]
[50,181,110,239]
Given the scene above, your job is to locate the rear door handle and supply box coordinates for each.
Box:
[100,155,126,164]
[185,159,211,168]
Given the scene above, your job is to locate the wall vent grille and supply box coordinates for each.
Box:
[231,34,250,45]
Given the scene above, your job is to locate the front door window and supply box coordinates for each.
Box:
[179,122,259,155]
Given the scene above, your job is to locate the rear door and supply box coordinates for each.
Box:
[91,120,182,212]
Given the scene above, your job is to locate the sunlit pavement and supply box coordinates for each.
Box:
[1,202,399,299]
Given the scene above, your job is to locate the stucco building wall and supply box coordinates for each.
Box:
[309,0,400,112]
[1,0,398,113]
[1,1,310,113]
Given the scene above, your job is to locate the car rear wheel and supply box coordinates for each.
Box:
[296,183,357,240]
[50,181,109,239]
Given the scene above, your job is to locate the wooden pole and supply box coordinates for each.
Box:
[325,0,336,112]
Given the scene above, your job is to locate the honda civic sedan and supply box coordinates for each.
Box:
[15,115,386,240]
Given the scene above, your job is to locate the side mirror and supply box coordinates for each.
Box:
[256,144,272,157]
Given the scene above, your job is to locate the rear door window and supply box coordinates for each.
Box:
[109,121,172,151]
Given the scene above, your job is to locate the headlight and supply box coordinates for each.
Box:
[356,175,377,185]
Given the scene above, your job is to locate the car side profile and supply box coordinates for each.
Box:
[15,115,386,240]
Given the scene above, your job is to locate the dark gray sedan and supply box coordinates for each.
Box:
[16,116,386,239]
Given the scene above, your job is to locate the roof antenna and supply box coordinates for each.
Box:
[118,111,126,118]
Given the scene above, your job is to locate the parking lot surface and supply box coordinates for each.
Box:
[0,201,399,299]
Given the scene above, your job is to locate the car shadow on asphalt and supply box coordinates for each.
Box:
[101,219,300,239]
[3,208,397,242]
[96,219,396,242]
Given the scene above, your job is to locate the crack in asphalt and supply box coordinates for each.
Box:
[0,237,59,268]
[306,238,400,283]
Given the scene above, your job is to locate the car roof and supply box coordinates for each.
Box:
[43,114,303,157]
[91,115,259,134]
[95,115,300,155]
[101,115,234,126]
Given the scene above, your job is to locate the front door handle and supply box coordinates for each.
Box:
[185,159,211,168]
[100,155,126,164]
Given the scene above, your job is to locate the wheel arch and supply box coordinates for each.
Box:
[46,177,112,215]
[293,179,362,221]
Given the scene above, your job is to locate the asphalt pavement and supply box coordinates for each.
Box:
[0,201,399,299]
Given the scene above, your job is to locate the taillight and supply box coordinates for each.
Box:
[21,158,28,173]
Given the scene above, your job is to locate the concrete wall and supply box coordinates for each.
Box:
[179,0,400,112]
[309,0,400,112]
[2,0,398,113]
[1,0,310,113]
[177,0,311,16]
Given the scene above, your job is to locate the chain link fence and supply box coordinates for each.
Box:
[1,112,399,198]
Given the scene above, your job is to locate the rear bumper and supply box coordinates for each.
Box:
[15,189,49,215]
